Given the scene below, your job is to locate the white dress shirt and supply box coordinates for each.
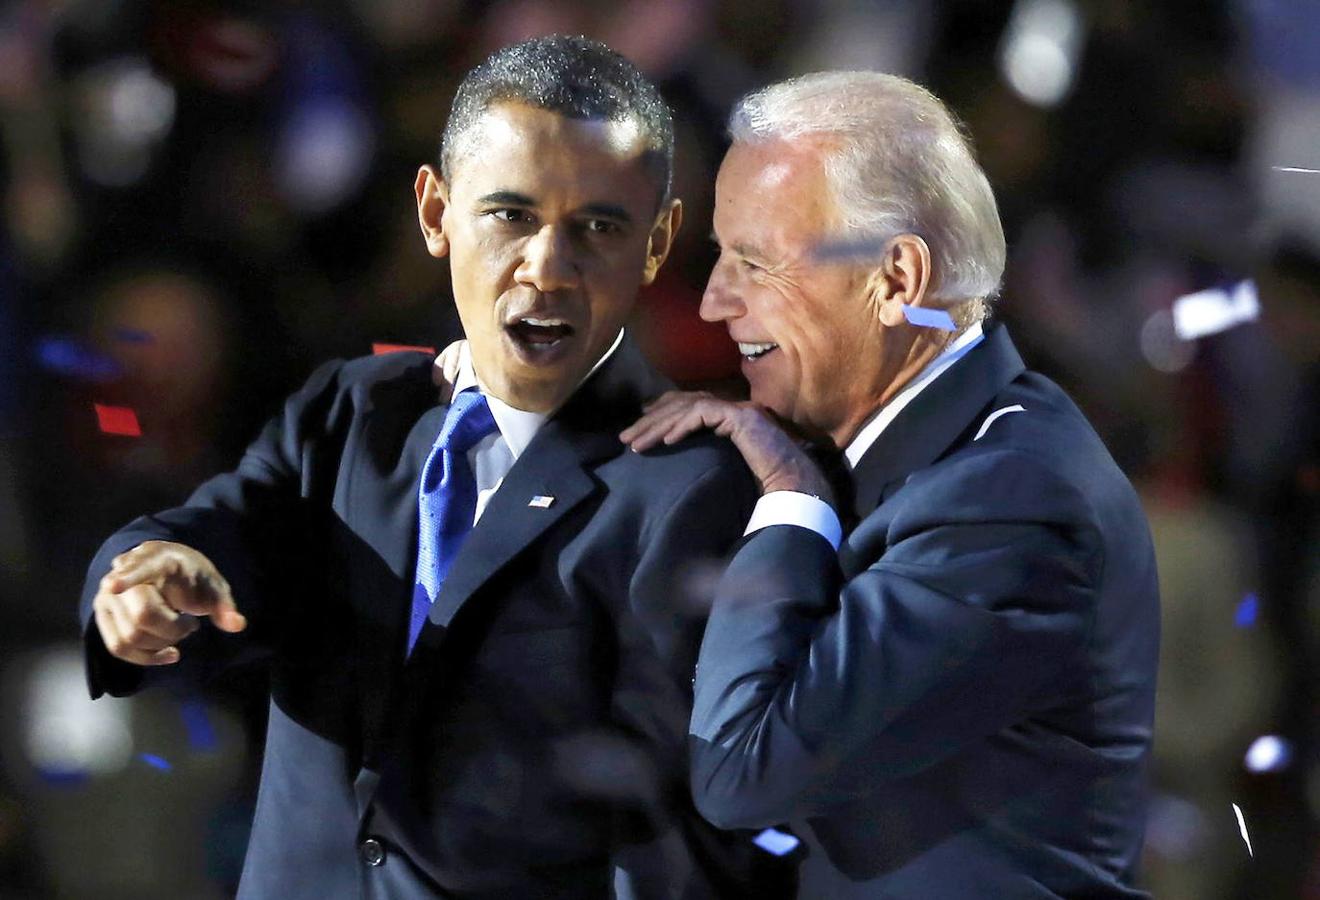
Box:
[745,322,985,548]
[445,329,625,523]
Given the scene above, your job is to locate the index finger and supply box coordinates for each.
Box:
[620,403,687,448]
[105,550,182,593]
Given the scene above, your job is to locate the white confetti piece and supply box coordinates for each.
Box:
[1272,166,1320,174]
[974,405,1026,441]
[1231,803,1253,857]
[1172,280,1259,341]
[1244,734,1294,773]
[752,827,801,856]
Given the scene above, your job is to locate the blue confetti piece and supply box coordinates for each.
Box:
[180,699,218,752]
[901,305,957,331]
[37,767,90,787]
[138,753,173,771]
[752,827,801,856]
[1234,593,1258,629]
[812,237,886,262]
[114,327,154,344]
[33,336,123,382]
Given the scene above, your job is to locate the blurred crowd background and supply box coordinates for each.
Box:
[0,0,1316,897]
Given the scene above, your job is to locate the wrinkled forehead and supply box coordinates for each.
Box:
[714,139,838,238]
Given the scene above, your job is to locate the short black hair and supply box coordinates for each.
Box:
[440,35,674,205]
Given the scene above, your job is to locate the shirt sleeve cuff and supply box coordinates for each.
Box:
[743,491,843,550]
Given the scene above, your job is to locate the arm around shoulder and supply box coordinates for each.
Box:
[689,451,1104,828]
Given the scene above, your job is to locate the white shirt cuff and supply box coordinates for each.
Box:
[744,491,843,550]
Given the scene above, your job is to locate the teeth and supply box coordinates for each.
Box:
[737,341,778,358]
[520,317,567,327]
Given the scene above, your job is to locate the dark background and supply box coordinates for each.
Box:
[0,0,1316,896]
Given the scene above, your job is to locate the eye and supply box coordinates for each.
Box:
[487,208,534,224]
[583,218,622,236]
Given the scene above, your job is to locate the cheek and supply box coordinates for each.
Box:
[584,260,646,320]
[454,243,518,304]
[759,290,820,354]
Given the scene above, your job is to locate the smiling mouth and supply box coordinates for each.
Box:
[737,341,778,361]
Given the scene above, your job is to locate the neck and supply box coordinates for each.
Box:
[827,330,955,448]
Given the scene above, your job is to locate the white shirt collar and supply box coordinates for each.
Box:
[447,328,626,460]
[844,321,985,469]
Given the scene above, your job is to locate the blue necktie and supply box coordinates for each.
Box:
[407,390,498,654]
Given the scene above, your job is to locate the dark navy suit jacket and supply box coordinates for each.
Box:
[689,324,1159,898]
[80,338,791,899]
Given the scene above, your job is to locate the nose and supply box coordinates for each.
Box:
[699,257,745,323]
[516,226,579,293]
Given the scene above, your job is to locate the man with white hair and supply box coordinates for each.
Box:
[623,71,1160,897]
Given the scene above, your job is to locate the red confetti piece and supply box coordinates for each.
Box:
[372,343,436,355]
[94,403,142,436]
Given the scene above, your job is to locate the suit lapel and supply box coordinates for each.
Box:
[420,425,606,631]
[351,385,448,764]
[849,323,1027,520]
[408,334,670,652]
[361,335,668,820]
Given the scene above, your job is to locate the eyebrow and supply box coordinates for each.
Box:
[579,203,633,225]
[732,241,769,263]
[709,231,762,259]
[476,190,535,206]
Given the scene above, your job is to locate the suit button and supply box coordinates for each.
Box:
[360,837,386,867]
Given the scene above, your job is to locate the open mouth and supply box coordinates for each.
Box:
[507,316,575,348]
[737,341,778,361]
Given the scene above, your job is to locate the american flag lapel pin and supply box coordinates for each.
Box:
[528,495,555,509]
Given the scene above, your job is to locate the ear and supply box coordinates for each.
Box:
[867,233,933,327]
[415,165,451,259]
[640,199,683,286]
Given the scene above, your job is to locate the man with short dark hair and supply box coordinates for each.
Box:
[624,71,1159,898]
[81,36,784,899]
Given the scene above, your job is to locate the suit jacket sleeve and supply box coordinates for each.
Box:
[79,359,353,699]
[612,452,759,791]
[607,451,767,890]
[688,448,1105,829]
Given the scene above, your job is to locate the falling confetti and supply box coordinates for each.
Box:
[1244,734,1294,774]
[811,236,886,262]
[180,699,218,752]
[1234,593,1259,629]
[34,337,122,382]
[1172,281,1259,341]
[752,827,801,856]
[93,403,142,437]
[372,342,436,356]
[902,305,958,331]
[37,768,90,787]
[1272,166,1320,174]
[1231,803,1253,857]
[114,328,154,344]
[138,753,173,771]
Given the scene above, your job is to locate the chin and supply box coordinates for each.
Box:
[751,390,792,421]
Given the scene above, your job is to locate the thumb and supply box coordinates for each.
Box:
[165,574,247,632]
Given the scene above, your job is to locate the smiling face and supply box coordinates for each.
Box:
[417,101,679,412]
[702,138,898,445]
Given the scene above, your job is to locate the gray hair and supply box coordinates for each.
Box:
[729,71,1005,316]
